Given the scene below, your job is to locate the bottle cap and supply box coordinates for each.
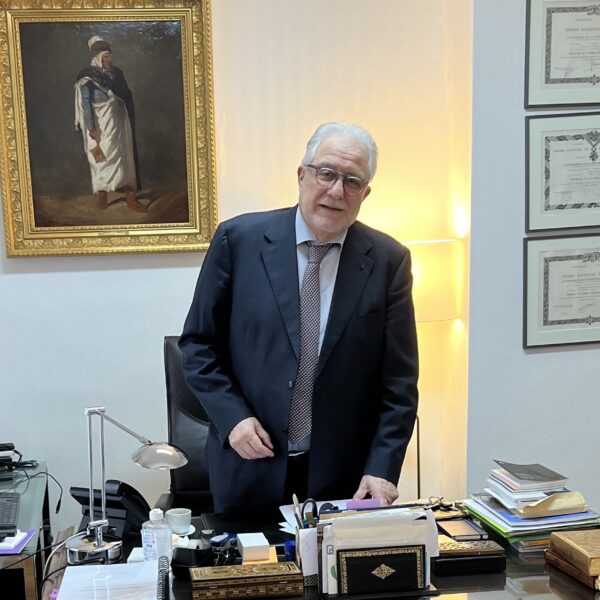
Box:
[150,508,164,522]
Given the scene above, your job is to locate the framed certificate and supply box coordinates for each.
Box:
[526,112,600,231]
[524,235,600,347]
[526,0,600,107]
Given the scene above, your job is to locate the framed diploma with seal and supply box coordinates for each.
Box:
[527,112,600,231]
[526,0,600,107]
[524,234,600,347]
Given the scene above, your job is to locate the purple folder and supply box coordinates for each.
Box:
[0,529,35,555]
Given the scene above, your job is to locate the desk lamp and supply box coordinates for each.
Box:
[66,406,187,565]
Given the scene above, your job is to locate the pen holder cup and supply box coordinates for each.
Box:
[296,526,319,586]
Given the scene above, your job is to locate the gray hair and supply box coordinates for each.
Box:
[302,122,378,181]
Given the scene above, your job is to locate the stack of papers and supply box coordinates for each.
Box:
[57,560,160,600]
[465,494,600,534]
[463,493,600,552]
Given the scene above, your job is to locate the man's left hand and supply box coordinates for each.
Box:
[353,475,399,506]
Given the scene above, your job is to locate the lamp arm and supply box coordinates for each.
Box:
[86,407,152,445]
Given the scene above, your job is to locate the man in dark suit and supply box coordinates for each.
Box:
[180,123,418,512]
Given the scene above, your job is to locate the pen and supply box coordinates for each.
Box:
[292,493,304,529]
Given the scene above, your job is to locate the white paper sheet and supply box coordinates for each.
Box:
[57,560,160,600]
[279,498,350,529]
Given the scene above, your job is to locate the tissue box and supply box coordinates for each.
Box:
[236,532,270,561]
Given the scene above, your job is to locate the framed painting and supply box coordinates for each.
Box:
[0,0,216,257]
[525,0,600,107]
[524,234,600,347]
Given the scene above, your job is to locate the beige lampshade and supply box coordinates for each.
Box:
[406,239,463,322]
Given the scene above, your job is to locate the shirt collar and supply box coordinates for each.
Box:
[295,205,348,247]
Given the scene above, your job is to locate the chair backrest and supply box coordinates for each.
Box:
[164,336,213,513]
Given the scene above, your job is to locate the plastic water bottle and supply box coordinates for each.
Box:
[141,508,173,562]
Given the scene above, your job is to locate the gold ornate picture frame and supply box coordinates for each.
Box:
[0,0,216,257]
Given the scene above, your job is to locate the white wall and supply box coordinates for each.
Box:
[1,0,468,532]
[469,0,600,506]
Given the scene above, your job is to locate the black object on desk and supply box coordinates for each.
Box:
[438,518,488,541]
[337,544,427,595]
[171,545,214,579]
[433,554,507,576]
[0,491,20,538]
[70,479,150,539]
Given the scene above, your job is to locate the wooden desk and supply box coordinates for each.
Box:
[167,514,600,599]
[0,463,51,600]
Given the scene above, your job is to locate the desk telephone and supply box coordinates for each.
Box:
[70,480,150,538]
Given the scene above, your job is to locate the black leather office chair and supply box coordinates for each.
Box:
[155,336,214,515]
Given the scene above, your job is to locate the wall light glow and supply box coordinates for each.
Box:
[405,239,464,323]
[452,200,470,239]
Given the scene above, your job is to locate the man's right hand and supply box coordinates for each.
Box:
[228,417,275,460]
[88,128,99,142]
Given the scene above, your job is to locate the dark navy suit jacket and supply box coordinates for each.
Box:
[180,207,418,512]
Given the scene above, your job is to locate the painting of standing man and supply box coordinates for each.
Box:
[74,35,146,213]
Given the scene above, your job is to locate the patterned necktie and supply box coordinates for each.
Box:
[288,242,335,444]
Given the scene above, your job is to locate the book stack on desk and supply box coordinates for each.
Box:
[462,461,600,553]
[486,460,588,519]
[544,529,600,591]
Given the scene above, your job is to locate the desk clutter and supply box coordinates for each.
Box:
[462,459,600,554]
[55,465,600,600]
[187,496,512,598]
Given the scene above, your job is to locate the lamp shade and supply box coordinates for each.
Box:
[131,442,188,469]
[406,239,463,322]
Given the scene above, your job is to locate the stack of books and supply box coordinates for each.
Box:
[463,461,600,553]
[545,529,600,591]
[486,460,586,519]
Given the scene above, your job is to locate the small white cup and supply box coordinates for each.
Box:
[166,507,192,535]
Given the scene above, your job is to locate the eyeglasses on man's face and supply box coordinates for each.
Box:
[305,164,368,196]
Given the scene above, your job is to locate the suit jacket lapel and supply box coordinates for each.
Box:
[261,208,301,360]
[317,224,373,375]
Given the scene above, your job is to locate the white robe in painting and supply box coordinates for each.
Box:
[74,77,137,194]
